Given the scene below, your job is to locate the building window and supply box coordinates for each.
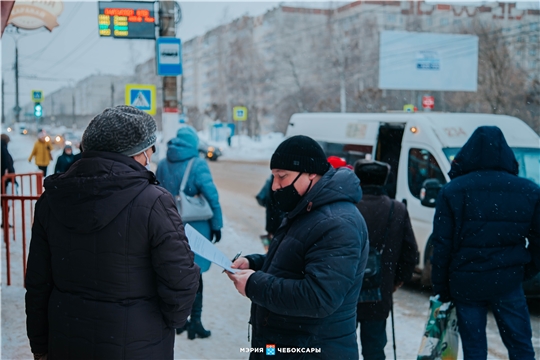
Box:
[453,19,462,26]
[530,23,538,31]
[531,60,538,68]
[387,14,396,23]
[531,35,538,43]
[517,36,524,43]
[440,18,449,26]
[517,50,523,56]
[408,148,447,199]
[426,18,433,26]
[530,48,537,56]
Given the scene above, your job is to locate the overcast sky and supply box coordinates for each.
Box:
[1,0,538,118]
[1,1,291,116]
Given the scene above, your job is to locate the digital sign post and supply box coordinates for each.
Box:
[98,1,156,39]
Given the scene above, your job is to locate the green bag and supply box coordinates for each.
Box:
[417,296,459,360]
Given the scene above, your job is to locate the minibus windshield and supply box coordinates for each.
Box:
[443,147,540,186]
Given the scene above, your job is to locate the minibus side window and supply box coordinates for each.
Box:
[408,148,447,199]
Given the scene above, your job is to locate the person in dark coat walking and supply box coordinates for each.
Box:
[255,174,286,252]
[54,145,76,173]
[1,134,15,228]
[431,126,540,360]
[354,160,418,360]
[25,106,200,360]
[156,126,223,340]
[227,135,369,359]
[1,134,15,180]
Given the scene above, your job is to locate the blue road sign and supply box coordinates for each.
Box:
[130,89,151,111]
[156,37,182,76]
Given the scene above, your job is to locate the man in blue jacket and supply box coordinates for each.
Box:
[431,126,539,360]
[227,135,369,359]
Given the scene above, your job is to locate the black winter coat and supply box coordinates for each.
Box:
[356,186,418,321]
[1,139,15,188]
[54,150,76,173]
[245,168,368,359]
[25,151,200,359]
[431,126,540,301]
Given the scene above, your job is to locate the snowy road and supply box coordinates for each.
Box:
[1,136,538,359]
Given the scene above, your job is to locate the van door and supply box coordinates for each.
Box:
[375,123,405,199]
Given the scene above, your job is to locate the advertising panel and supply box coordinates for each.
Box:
[379,31,478,92]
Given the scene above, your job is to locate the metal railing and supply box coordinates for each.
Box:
[1,172,43,286]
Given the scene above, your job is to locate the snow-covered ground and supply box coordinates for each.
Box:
[200,132,284,162]
[1,131,537,359]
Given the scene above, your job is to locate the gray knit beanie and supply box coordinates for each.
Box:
[82,106,157,156]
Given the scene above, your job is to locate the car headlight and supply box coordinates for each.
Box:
[208,146,215,152]
[55,136,62,143]
[65,140,72,146]
[22,129,28,134]
[7,127,12,132]
[45,136,51,142]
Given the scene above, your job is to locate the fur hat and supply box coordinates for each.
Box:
[354,159,391,186]
[270,135,329,175]
[82,106,157,156]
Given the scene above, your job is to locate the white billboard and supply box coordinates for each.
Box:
[378,31,478,92]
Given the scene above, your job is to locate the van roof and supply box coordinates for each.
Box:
[288,112,539,148]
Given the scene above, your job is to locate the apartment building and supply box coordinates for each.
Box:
[180,1,539,133]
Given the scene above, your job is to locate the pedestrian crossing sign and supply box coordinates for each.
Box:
[125,84,156,115]
[233,106,247,121]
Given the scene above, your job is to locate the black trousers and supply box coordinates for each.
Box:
[38,166,48,177]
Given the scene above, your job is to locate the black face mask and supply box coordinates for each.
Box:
[273,173,312,212]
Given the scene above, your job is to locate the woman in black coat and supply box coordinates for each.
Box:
[25,106,200,360]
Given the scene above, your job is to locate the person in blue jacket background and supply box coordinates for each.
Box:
[431,126,539,360]
[156,126,223,340]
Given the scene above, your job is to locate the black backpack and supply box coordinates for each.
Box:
[358,202,394,303]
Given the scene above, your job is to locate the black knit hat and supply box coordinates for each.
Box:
[270,135,329,175]
[82,105,157,156]
[354,159,390,186]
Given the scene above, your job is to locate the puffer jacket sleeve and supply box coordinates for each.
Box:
[394,205,418,284]
[25,196,54,355]
[245,254,266,271]
[148,190,200,328]
[525,188,540,279]
[245,216,365,318]
[193,159,223,230]
[431,189,455,300]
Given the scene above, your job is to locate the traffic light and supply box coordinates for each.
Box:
[34,103,42,118]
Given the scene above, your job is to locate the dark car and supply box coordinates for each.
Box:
[198,140,222,161]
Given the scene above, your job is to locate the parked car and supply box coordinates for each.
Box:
[198,140,222,161]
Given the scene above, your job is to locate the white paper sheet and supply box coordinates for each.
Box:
[184,224,237,273]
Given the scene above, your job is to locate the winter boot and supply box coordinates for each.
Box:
[187,293,211,339]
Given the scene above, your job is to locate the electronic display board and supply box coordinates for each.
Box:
[98,1,155,39]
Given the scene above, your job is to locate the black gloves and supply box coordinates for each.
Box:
[211,229,221,243]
